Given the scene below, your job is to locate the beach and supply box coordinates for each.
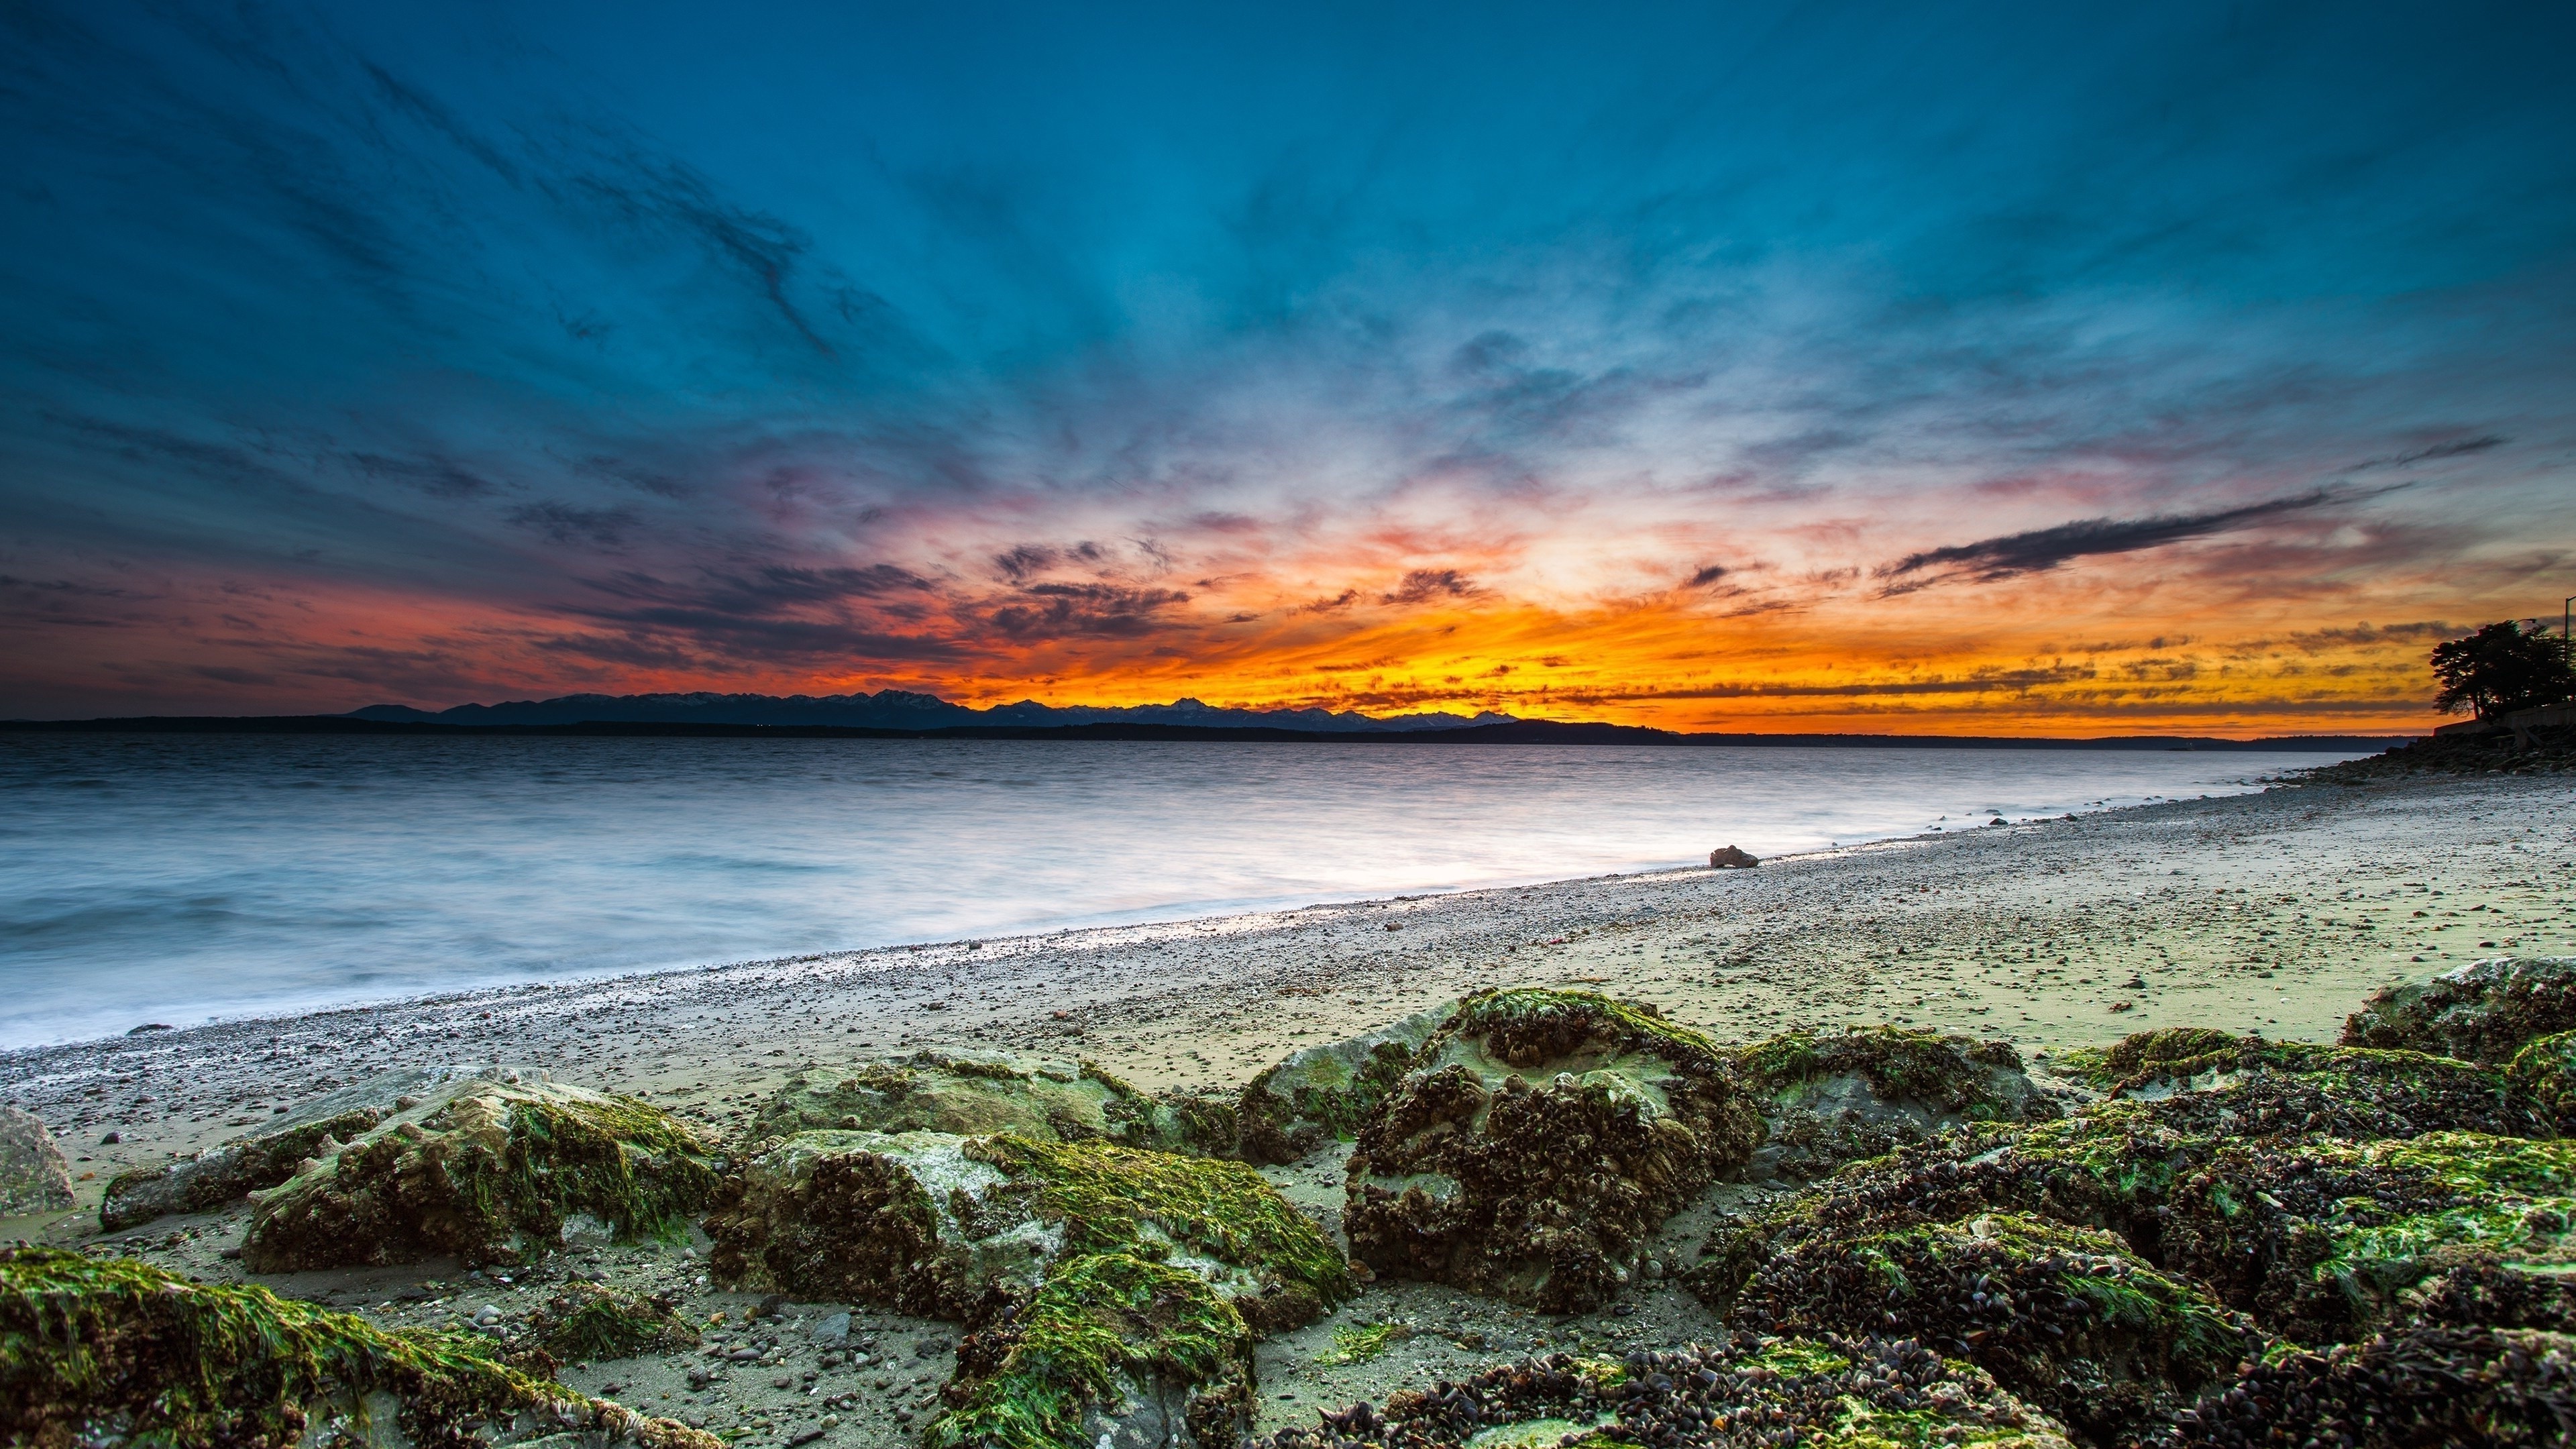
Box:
[9,769,2573,1205]
[5,767,2573,1444]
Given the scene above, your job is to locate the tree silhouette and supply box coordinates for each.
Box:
[2429,621,2576,720]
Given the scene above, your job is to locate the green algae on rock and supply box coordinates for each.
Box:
[1341,989,1762,1313]
[2505,1029,2576,1131]
[1236,1008,1450,1166]
[925,1252,1254,1449]
[98,1064,543,1232]
[1731,1026,2059,1182]
[748,1049,1212,1152]
[2342,957,2576,1065]
[2153,1324,2576,1449]
[1254,1336,2074,1449]
[515,1283,700,1366]
[706,1130,1349,1331]
[2155,1131,2576,1343]
[241,1079,720,1273]
[1727,1212,2259,1448]
[0,1246,715,1448]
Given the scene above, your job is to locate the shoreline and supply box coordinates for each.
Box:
[7,770,2573,1228]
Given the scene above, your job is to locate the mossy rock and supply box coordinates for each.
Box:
[2157,1132,2576,1342]
[99,1065,547,1233]
[1693,1041,2551,1316]
[748,1049,1210,1154]
[242,1080,720,1273]
[1340,989,1760,1313]
[0,1245,716,1448]
[2343,957,2576,1064]
[2164,1324,2576,1448]
[1234,1008,1450,1166]
[1251,1336,2073,1449]
[705,1130,1349,1332]
[1732,1026,2060,1182]
[1728,1211,2259,1446]
[2506,1030,2576,1131]
[926,1252,1254,1449]
[513,1284,700,1365]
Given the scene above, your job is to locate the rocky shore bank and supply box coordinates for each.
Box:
[4,772,2575,1446]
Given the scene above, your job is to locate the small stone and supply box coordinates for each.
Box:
[100,1132,121,1145]
[810,1311,852,1345]
[1707,845,1760,869]
[127,1023,173,1035]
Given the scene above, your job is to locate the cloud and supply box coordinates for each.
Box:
[1382,569,1479,605]
[988,582,1192,639]
[506,502,639,548]
[1877,490,2349,594]
[1684,564,1729,588]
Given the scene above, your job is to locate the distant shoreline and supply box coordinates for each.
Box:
[0,713,2411,751]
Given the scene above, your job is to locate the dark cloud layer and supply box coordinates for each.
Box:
[1878,491,2352,595]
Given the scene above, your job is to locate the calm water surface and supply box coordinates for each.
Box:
[0,735,2355,1044]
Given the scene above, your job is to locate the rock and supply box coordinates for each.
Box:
[0,1245,718,1448]
[1731,1025,2061,1181]
[1253,1336,2074,1449]
[2156,1325,2576,1448]
[1707,845,1760,869]
[747,1047,1210,1154]
[514,1283,700,1364]
[2342,956,2576,1063]
[1728,1211,2261,1446]
[1690,1033,2554,1318]
[810,1311,852,1345]
[0,1106,74,1216]
[2507,1029,2576,1130]
[1340,988,1761,1312]
[241,1078,718,1273]
[926,1253,1254,1449]
[101,1063,553,1232]
[2152,1131,2576,1342]
[1233,1008,1450,1166]
[705,1130,1349,1332]
[125,1023,172,1035]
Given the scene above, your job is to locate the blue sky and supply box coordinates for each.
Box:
[2,1,2570,728]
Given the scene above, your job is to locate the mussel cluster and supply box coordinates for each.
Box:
[1257,1334,2069,1449]
[2155,1324,2576,1447]
[1728,1212,2253,1444]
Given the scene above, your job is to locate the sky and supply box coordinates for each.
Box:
[2,1,2571,733]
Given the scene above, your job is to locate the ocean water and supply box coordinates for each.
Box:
[0,734,2359,1046]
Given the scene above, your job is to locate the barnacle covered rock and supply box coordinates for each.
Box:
[241,1079,720,1273]
[513,1283,700,1366]
[1252,1335,2074,1449]
[1712,1033,2553,1281]
[747,1049,1217,1154]
[2343,956,2576,1064]
[0,1246,716,1448]
[1235,1008,1448,1166]
[926,1252,1254,1449]
[1727,1212,2260,1446]
[2154,1325,2576,1448]
[705,1130,1348,1332]
[2156,1132,2576,1342]
[1340,989,1760,1313]
[2506,1029,2576,1132]
[99,1063,530,1232]
[1732,1024,2060,1181]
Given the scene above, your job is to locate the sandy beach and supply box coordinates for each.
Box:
[5,767,2573,1443]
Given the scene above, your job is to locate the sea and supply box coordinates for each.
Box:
[0,733,2365,1046]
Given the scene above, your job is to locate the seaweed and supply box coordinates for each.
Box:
[0,1246,714,1449]
[924,1252,1253,1449]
